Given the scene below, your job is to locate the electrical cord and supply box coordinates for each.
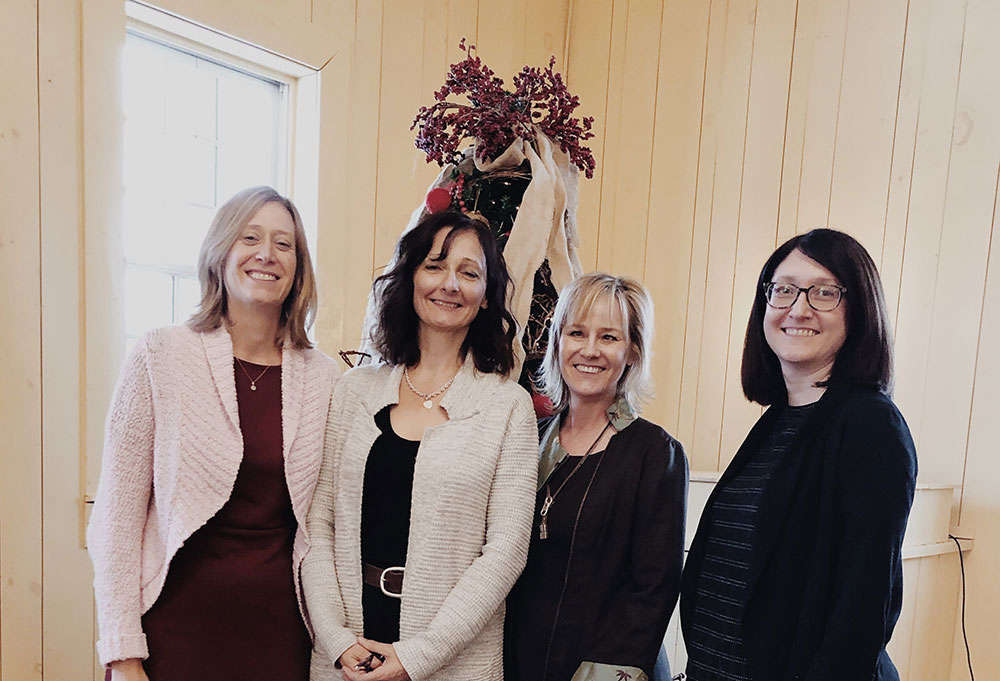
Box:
[949,534,974,681]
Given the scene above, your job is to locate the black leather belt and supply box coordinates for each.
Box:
[363,562,404,598]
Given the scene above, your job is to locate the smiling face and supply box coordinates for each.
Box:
[222,201,297,315]
[558,294,633,407]
[763,248,848,381]
[412,227,488,336]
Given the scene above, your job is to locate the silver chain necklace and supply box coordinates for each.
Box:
[538,420,612,540]
[404,367,458,409]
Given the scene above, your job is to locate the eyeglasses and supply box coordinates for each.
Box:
[763,282,846,311]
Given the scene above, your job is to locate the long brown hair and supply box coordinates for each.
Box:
[188,186,317,348]
[370,211,517,375]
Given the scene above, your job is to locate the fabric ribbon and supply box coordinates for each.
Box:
[359,129,583,375]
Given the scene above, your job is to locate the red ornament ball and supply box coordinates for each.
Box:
[425,187,453,213]
[531,390,555,419]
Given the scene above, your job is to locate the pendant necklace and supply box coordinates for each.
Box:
[538,419,613,540]
[235,357,271,391]
[404,366,458,409]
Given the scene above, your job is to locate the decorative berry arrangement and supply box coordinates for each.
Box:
[411,39,596,178]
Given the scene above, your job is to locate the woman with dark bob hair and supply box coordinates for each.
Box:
[680,228,917,681]
[303,211,538,681]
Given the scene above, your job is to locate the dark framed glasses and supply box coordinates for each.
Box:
[763,282,846,311]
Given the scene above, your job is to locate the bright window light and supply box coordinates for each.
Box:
[122,30,289,345]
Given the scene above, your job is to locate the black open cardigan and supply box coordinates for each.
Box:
[506,416,689,680]
[680,384,917,681]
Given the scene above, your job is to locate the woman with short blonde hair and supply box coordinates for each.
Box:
[505,272,688,681]
[537,272,655,413]
[88,186,336,681]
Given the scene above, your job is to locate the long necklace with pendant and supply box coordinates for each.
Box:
[538,420,613,540]
[404,366,459,409]
[235,357,271,391]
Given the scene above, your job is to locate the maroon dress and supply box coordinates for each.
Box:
[130,360,310,680]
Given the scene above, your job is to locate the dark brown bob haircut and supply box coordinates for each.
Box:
[370,211,517,375]
[741,228,893,405]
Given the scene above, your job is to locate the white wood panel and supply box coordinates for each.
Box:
[642,0,711,434]
[718,0,796,464]
[685,0,757,470]
[827,0,908,256]
[777,0,849,239]
[880,0,933,333]
[0,2,43,678]
[908,554,961,680]
[595,0,663,281]
[949,6,1000,676]
[918,0,1000,487]
[564,0,613,271]
[82,0,127,502]
[890,0,967,470]
[39,1,98,677]
[373,0,435,271]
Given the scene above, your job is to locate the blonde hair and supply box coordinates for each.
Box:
[538,272,655,413]
[187,186,317,349]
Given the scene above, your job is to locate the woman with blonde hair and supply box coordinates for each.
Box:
[505,272,689,681]
[88,186,337,681]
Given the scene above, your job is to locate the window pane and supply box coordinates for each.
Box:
[174,275,202,325]
[122,30,286,340]
[125,267,173,339]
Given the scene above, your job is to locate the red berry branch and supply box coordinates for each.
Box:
[411,39,596,179]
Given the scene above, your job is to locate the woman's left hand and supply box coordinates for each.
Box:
[350,638,411,681]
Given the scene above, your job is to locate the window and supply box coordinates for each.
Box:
[120,3,319,347]
[122,30,289,345]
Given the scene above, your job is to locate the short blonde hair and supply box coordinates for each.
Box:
[538,272,655,413]
[188,186,317,349]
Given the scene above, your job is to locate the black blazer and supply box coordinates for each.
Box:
[507,417,689,680]
[680,385,917,681]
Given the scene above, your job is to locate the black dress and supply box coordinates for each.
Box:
[135,361,310,681]
[360,405,420,642]
[505,417,688,681]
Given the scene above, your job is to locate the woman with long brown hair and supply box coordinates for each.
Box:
[88,186,337,680]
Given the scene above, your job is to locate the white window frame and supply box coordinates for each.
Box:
[85,1,321,502]
[125,0,321,248]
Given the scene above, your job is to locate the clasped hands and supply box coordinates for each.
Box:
[340,638,410,681]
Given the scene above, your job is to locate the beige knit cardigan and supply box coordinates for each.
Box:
[87,325,337,666]
[302,360,539,681]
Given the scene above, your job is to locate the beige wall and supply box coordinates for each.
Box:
[564,0,999,678]
[1,0,997,679]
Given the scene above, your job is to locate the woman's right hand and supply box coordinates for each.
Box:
[109,658,149,681]
[340,642,381,680]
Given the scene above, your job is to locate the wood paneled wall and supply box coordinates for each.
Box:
[314,0,570,355]
[564,2,999,676]
[565,0,1000,485]
[4,0,998,678]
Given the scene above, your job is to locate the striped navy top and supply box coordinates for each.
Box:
[685,402,817,681]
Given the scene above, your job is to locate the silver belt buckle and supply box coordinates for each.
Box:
[379,566,405,599]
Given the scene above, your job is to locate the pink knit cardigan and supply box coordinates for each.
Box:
[86,325,338,666]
